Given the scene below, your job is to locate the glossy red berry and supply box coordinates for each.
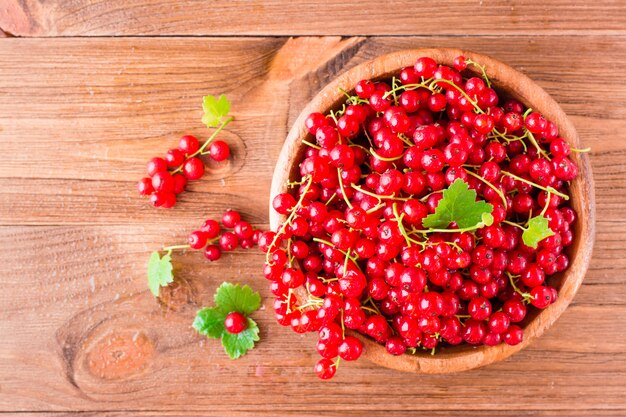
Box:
[188,231,208,249]
[224,312,247,334]
[222,210,241,228]
[138,177,154,196]
[200,219,221,238]
[146,157,167,177]
[273,193,296,215]
[204,244,221,261]
[209,140,230,161]
[182,157,204,180]
[234,221,254,240]
[151,171,175,193]
[165,148,185,168]
[178,135,199,155]
[503,325,524,346]
[219,232,239,251]
[314,358,336,380]
[338,336,363,361]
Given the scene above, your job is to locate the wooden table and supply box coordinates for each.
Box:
[1,2,625,416]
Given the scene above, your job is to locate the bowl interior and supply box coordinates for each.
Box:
[270,48,595,373]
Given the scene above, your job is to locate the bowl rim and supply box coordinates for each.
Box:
[269,48,596,373]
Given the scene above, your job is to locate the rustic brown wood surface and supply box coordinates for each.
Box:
[0,7,625,417]
[1,0,626,36]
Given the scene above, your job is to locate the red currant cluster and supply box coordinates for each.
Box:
[261,55,581,379]
[137,134,231,208]
[172,209,263,261]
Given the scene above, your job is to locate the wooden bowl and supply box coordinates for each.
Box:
[269,48,595,373]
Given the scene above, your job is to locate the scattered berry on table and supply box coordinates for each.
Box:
[224,312,248,334]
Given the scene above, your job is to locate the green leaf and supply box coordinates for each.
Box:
[522,215,555,249]
[221,318,260,359]
[422,179,494,230]
[202,94,231,127]
[147,251,174,297]
[214,282,261,315]
[193,282,262,360]
[192,307,226,339]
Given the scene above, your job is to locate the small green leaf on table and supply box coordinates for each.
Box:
[214,282,262,315]
[147,251,174,297]
[193,282,262,359]
[202,94,231,128]
[221,318,260,360]
[193,307,226,339]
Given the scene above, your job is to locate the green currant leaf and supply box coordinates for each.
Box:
[202,94,231,128]
[214,282,261,315]
[522,215,555,249]
[193,282,262,359]
[221,317,260,359]
[147,251,174,297]
[192,307,226,339]
[422,179,494,230]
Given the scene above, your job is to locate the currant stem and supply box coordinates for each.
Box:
[172,116,233,174]
[381,78,435,100]
[162,244,190,251]
[507,272,532,300]
[343,248,351,272]
[337,168,354,209]
[464,168,508,209]
[302,139,321,150]
[285,289,293,314]
[391,76,399,104]
[366,202,386,214]
[287,238,294,266]
[349,143,372,155]
[265,176,313,264]
[397,133,414,147]
[500,170,569,200]
[418,189,443,202]
[465,58,492,88]
[409,220,491,235]
[490,128,529,152]
[392,202,413,248]
[370,147,405,162]
[351,184,411,201]
[539,192,551,217]
[525,129,551,160]
[313,237,359,262]
[502,220,526,230]
[364,296,382,315]
[430,79,484,114]
[361,305,380,315]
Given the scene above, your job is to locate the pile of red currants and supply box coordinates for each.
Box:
[138,135,230,208]
[260,55,581,379]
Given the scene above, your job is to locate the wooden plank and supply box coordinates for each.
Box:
[7,412,626,417]
[0,224,625,411]
[0,0,625,36]
[0,36,624,226]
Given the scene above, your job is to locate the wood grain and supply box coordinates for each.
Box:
[1,226,625,412]
[1,0,625,37]
[0,35,625,414]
